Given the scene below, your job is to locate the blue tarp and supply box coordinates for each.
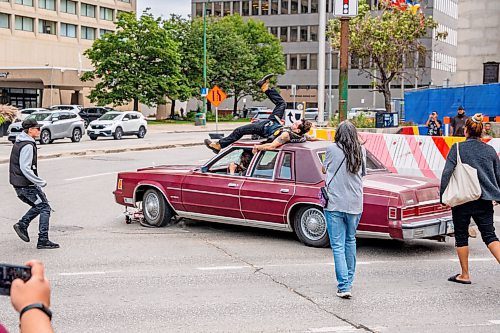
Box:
[404,83,500,125]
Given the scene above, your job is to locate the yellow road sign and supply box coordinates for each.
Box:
[207,85,227,107]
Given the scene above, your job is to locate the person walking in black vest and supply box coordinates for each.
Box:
[10,118,59,249]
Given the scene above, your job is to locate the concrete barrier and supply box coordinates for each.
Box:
[313,128,500,179]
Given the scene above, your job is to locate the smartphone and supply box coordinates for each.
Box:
[0,264,32,296]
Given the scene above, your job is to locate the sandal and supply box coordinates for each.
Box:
[448,274,471,284]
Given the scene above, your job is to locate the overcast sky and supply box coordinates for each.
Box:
[137,0,192,18]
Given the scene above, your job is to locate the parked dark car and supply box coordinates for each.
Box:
[79,107,113,127]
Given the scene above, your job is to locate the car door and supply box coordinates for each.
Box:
[181,148,247,219]
[129,113,141,132]
[240,151,295,224]
[121,113,133,133]
[49,112,65,138]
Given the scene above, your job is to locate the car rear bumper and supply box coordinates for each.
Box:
[401,217,454,239]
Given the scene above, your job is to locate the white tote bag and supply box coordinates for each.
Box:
[442,142,481,207]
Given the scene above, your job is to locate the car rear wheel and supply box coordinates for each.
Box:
[113,127,123,140]
[83,119,89,128]
[137,126,146,139]
[40,129,51,145]
[142,189,173,227]
[293,206,329,248]
[71,128,82,142]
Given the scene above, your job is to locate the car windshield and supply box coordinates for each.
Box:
[26,113,52,121]
[317,150,386,172]
[99,113,121,120]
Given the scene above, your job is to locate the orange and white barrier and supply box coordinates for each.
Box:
[313,128,500,179]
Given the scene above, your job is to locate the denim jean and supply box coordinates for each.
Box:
[14,186,51,241]
[324,210,362,292]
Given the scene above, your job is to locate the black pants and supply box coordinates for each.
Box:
[15,186,52,241]
[219,88,285,148]
[451,199,499,247]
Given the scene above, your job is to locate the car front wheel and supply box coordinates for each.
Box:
[113,127,123,140]
[71,128,82,142]
[40,129,51,145]
[293,206,329,248]
[142,189,173,227]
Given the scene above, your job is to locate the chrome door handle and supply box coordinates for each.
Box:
[228,183,239,188]
[280,189,289,193]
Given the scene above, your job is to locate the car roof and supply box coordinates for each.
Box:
[232,140,330,151]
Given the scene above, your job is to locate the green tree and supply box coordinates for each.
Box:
[328,0,447,112]
[81,11,182,111]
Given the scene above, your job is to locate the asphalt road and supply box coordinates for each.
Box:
[0,146,499,333]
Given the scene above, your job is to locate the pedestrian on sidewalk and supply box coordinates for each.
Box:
[450,106,468,137]
[204,74,288,154]
[425,111,442,136]
[440,114,500,284]
[322,121,366,299]
[9,119,59,249]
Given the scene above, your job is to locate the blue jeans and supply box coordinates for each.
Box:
[324,210,362,292]
[15,186,51,241]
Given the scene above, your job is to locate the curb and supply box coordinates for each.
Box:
[0,142,204,164]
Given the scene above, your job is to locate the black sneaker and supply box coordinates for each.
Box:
[37,240,60,249]
[13,223,30,242]
[256,73,274,88]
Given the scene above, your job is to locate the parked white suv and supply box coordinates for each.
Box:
[87,111,147,140]
[49,105,83,113]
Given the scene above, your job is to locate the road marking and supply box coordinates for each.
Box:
[197,265,247,271]
[59,270,122,276]
[65,171,118,181]
[489,320,500,325]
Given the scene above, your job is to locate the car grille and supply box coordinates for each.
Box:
[91,125,106,129]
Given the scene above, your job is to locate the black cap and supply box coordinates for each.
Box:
[458,105,465,110]
[22,118,42,130]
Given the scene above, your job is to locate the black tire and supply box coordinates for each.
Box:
[113,127,123,140]
[89,135,98,141]
[83,119,89,128]
[142,189,173,227]
[40,129,51,145]
[71,128,82,142]
[137,126,146,139]
[293,206,329,248]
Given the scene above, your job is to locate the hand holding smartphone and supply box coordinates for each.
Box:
[0,264,31,296]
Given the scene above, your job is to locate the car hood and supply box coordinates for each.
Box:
[364,173,440,206]
[136,165,198,174]
[90,120,116,126]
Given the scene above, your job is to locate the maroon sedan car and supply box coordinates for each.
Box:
[114,141,454,247]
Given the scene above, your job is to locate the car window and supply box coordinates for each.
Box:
[27,113,52,121]
[278,153,293,180]
[59,112,71,120]
[99,113,121,120]
[130,114,139,120]
[69,113,77,119]
[123,114,131,120]
[251,151,278,179]
[209,148,246,173]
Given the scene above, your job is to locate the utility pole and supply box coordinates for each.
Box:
[317,0,327,125]
[338,17,349,121]
[203,0,211,115]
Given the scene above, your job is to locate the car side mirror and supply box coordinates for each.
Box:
[200,166,209,173]
[52,117,59,122]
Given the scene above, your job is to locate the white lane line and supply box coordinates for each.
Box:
[65,171,118,181]
[489,320,500,325]
[197,265,248,271]
[59,270,122,276]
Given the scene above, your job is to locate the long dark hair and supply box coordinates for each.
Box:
[334,121,363,174]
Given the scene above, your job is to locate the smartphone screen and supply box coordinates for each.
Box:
[0,264,32,296]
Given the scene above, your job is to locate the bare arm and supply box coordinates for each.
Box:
[305,134,322,141]
[253,132,290,153]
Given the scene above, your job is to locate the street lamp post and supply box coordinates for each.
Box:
[203,0,211,115]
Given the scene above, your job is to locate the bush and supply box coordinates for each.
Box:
[0,104,17,125]
[328,113,375,128]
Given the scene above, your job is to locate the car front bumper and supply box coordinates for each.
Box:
[401,217,454,239]
[88,129,113,137]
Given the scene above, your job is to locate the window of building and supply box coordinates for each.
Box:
[289,54,298,70]
[223,1,231,15]
[300,0,308,13]
[233,1,240,15]
[15,0,33,6]
[0,13,9,29]
[81,3,96,18]
[195,3,203,17]
[15,16,33,31]
[350,54,359,69]
[39,19,56,35]
[214,2,222,16]
[39,0,55,11]
[100,29,113,37]
[60,0,76,14]
[291,0,298,14]
[242,1,249,15]
[311,0,318,13]
[60,22,76,37]
[405,52,415,68]
[280,26,287,42]
[310,53,317,70]
[299,26,308,41]
[299,54,308,70]
[271,0,278,14]
[330,52,339,69]
[261,0,269,15]
[119,0,131,3]
[100,7,114,21]
[418,50,427,68]
[251,0,259,15]
[269,26,278,38]
[289,26,298,42]
[281,0,289,14]
[81,26,96,40]
[310,25,318,41]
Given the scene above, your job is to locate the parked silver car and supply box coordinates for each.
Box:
[7,110,85,144]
